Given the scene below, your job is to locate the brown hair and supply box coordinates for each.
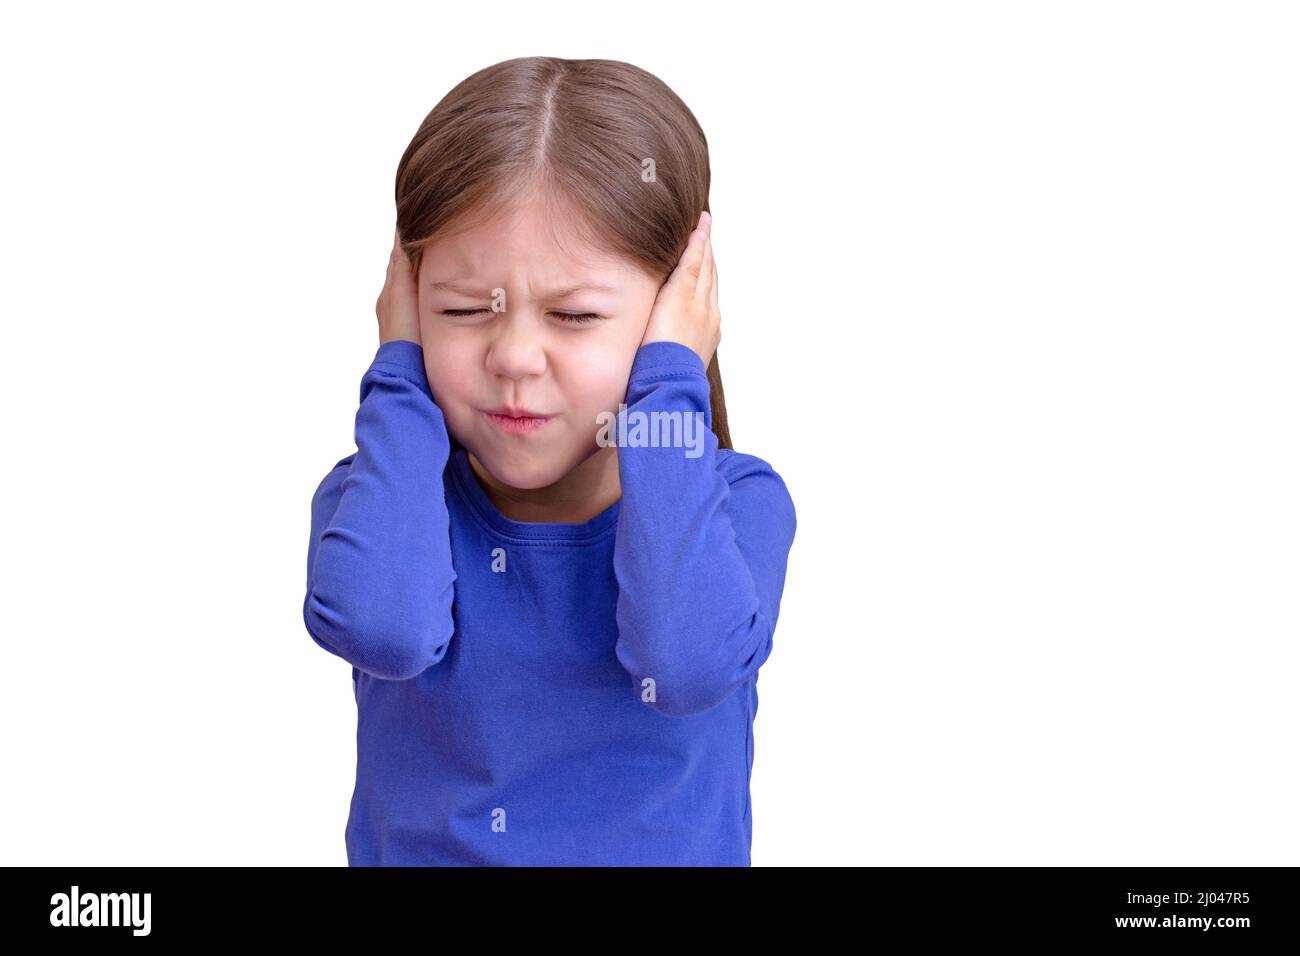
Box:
[392,56,732,450]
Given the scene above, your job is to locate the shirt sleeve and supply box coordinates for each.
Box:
[303,339,458,681]
[612,341,798,718]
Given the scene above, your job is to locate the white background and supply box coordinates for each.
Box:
[1,1,1295,866]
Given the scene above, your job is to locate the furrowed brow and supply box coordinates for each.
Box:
[429,280,487,295]
[541,283,619,298]
[429,280,619,297]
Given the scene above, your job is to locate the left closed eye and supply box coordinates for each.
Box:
[440,309,600,325]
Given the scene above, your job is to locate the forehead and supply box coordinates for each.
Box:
[418,200,634,288]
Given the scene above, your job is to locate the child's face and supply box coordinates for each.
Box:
[417,196,662,491]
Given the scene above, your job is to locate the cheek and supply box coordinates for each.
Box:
[570,377,627,416]
[418,316,481,390]
[421,350,477,408]
[563,358,635,415]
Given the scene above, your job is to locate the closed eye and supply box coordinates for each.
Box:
[440,309,601,325]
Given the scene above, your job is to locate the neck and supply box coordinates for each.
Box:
[467,445,621,524]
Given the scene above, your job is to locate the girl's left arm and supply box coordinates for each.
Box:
[612,341,798,718]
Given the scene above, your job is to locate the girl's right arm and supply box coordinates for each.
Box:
[303,341,457,680]
[303,230,457,680]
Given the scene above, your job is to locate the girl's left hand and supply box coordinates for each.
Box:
[640,210,720,368]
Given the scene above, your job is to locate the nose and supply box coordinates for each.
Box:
[484,309,547,381]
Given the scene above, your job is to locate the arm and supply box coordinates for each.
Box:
[612,341,798,718]
[303,339,457,680]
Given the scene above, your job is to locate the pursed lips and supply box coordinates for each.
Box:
[484,408,553,435]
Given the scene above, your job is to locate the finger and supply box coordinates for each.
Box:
[695,229,714,307]
[669,216,710,293]
[692,210,712,294]
[392,229,410,277]
[391,232,416,286]
[709,251,718,314]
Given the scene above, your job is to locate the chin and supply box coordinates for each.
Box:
[475,442,574,490]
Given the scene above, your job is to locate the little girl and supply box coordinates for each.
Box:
[304,56,797,866]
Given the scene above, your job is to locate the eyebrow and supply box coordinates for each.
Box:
[429,279,618,298]
[543,283,619,298]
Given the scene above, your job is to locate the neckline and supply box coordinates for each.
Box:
[448,445,621,544]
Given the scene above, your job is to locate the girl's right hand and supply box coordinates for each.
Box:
[376,228,422,346]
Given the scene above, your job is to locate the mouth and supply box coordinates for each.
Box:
[484,409,553,435]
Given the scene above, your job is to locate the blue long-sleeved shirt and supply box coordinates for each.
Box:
[304,338,797,865]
